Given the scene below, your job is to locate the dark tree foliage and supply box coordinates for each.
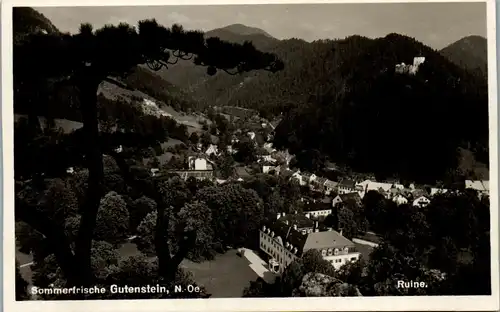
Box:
[271,34,488,183]
[14,8,283,290]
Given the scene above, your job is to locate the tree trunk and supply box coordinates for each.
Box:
[74,76,104,286]
[108,151,192,281]
[16,199,79,285]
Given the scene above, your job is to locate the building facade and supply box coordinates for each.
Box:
[259,215,361,274]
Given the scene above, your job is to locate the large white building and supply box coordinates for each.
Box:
[465,180,490,197]
[259,214,361,274]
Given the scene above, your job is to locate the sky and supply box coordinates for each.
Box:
[35,2,487,50]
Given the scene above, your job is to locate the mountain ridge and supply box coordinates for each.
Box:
[439,35,487,78]
[207,23,275,38]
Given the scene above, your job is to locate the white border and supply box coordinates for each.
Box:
[2,0,499,311]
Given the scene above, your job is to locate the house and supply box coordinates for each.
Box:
[258,154,276,163]
[235,166,252,180]
[278,212,315,234]
[188,156,210,171]
[465,180,490,195]
[430,188,448,196]
[303,202,333,218]
[171,170,214,181]
[332,192,362,207]
[262,164,276,174]
[263,143,276,153]
[226,145,237,155]
[281,168,296,180]
[205,144,219,157]
[413,196,431,208]
[259,217,361,274]
[300,172,316,184]
[392,194,408,205]
[308,178,325,192]
[318,179,339,195]
[231,136,239,144]
[273,150,293,166]
[170,156,214,181]
[291,171,308,186]
[338,179,357,194]
[356,180,404,198]
[150,168,160,177]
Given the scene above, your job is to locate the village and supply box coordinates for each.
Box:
[102,109,490,278]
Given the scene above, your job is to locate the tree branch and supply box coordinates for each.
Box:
[222,69,240,76]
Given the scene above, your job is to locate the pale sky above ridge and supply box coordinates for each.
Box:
[35,2,487,50]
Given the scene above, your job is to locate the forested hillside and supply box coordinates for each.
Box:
[272,34,489,183]
[440,35,487,78]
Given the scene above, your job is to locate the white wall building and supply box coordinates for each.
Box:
[392,194,408,205]
[413,196,431,208]
[465,180,490,196]
[188,156,208,171]
[259,218,361,274]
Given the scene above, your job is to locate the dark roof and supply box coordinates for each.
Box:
[263,220,308,256]
[322,196,333,204]
[303,202,332,212]
[339,192,362,205]
[262,221,355,257]
[412,189,429,198]
[170,170,213,180]
[316,177,332,186]
[339,179,356,188]
[235,166,252,178]
[278,214,314,229]
[281,169,295,179]
[301,172,313,179]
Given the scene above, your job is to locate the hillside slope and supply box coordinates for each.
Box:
[440,35,487,78]
[270,33,489,183]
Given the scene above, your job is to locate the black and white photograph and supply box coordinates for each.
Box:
[2,0,499,310]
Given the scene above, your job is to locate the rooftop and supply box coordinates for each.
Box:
[339,192,362,205]
[262,220,355,257]
[169,170,214,180]
[303,202,332,212]
[278,213,315,229]
[339,179,356,188]
[465,180,490,191]
[323,179,338,187]
[303,230,355,252]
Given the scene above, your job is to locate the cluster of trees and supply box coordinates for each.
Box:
[14,6,283,300]
[243,189,491,296]
[15,151,310,299]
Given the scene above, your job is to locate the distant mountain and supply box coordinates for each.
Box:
[207,23,275,39]
[156,24,280,89]
[440,35,487,78]
[13,7,59,44]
